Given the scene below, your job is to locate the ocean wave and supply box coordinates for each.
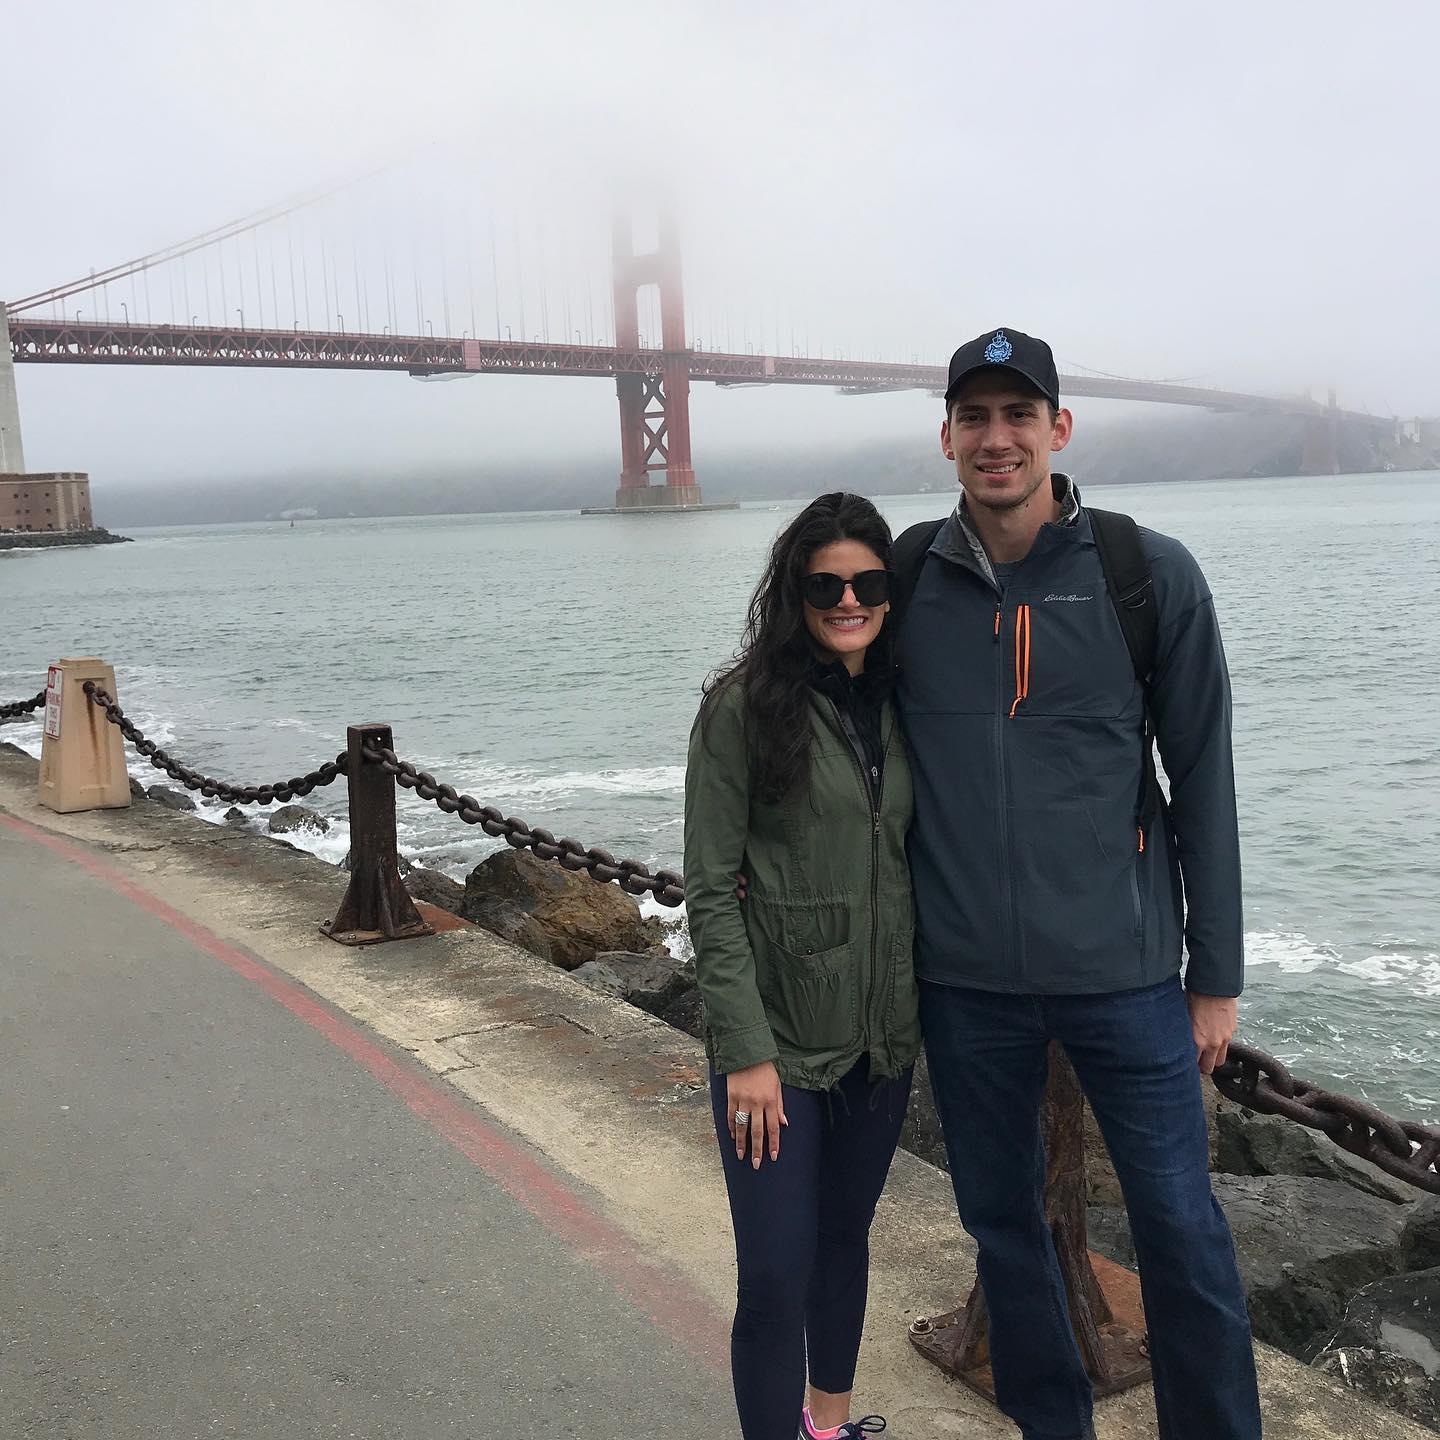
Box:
[1244,929,1340,974]
[1,705,179,766]
[1336,953,1440,997]
[640,893,692,961]
[1246,928,1440,995]
[190,794,354,867]
[437,761,687,805]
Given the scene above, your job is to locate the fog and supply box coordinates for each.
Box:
[3,1,1436,489]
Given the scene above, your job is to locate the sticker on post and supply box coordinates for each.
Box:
[43,667,63,739]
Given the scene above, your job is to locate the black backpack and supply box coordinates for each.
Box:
[890,507,1163,833]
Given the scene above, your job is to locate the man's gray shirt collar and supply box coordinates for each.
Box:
[933,472,1081,590]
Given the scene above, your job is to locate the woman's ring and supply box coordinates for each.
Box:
[733,1109,750,1126]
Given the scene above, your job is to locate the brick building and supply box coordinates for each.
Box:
[0,473,94,532]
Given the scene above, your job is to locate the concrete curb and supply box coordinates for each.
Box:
[0,746,1427,1439]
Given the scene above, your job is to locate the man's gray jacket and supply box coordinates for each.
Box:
[895,475,1243,998]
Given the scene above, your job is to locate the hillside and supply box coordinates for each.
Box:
[95,410,1433,528]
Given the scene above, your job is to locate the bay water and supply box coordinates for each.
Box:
[4,471,1437,1120]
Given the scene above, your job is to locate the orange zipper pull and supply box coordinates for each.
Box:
[1008,604,1031,718]
[1137,826,1146,854]
[993,605,1001,639]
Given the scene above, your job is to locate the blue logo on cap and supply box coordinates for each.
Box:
[984,330,1013,364]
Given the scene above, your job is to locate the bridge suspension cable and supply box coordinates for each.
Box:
[1063,358,1202,387]
[5,166,388,317]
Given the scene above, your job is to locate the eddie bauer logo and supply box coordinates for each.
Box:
[1043,592,1093,603]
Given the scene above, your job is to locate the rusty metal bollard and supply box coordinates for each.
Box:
[908,1044,1151,1400]
[321,723,433,946]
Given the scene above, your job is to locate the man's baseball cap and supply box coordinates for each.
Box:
[943,327,1060,409]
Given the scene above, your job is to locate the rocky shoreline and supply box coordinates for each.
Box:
[125,780,1440,1432]
[0,526,132,550]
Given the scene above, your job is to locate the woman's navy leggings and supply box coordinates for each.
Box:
[710,1057,913,1440]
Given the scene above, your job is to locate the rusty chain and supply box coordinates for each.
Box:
[1213,1040,1440,1195]
[83,682,347,805]
[0,690,46,722]
[76,682,684,906]
[66,684,1440,1188]
[359,740,687,908]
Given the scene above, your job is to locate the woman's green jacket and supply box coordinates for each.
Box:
[683,678,921,1091]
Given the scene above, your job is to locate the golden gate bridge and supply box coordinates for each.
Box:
[0,177,1413,510]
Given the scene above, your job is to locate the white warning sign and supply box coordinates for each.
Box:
[43,666,62,739]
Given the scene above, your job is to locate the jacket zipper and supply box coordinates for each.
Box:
[868,747,885,1049]
[992,605,1016,982]
[824,697,885,1048]
[1129,861,1145,947]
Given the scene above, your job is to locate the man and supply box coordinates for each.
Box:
[893,328,1260,1440]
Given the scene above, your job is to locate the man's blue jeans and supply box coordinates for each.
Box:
[919,975,1260,1440]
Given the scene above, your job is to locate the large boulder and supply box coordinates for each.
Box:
[146,784,196,812]
[268,803,330,836]
[405,867,466,916]
[570,951,694,1017]
[461,848,664,970]
[1402,1197,1440,1273]
[1312,1269,1440,1429]
[1086,1206,1137,1269]
[1216,1173,1407,1359]
[900,1053,950,1173]
[1216,1106,1417,1204]
[1088,1173,1406,1359]
[656,985,706,1040]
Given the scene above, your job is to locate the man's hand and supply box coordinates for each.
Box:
[726,1060,787,1168]
[1187,992,1238,1074]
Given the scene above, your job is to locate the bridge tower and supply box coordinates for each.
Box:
[1299,388,1341,476]
[0,303,27,474]
[607,215,704,511]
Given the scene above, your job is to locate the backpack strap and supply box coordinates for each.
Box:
[890,517,945,624]
[1086,508,1158,684]
[1085,507,1163,837]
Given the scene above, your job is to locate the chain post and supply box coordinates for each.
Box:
[38,658,131,813]
[321,724,433,947]
[908,1045,1151,1398]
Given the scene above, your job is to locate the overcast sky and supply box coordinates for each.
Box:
[3,1,1436,487]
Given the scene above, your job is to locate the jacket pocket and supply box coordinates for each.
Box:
[762,937,857,1051]
[747,897,857,1052]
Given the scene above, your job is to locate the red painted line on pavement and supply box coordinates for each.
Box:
[0,809,727,1373]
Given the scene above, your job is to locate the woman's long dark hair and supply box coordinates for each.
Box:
[700,491,894,803]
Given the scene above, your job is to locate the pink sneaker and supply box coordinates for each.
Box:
[798,1409,886,1439]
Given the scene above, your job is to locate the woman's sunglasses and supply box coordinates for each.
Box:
[801,569,892,610]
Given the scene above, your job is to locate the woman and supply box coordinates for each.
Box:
[684,491,920,1440]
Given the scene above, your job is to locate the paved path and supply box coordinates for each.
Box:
[2,750,1431,1440]
[0,820,734,1438]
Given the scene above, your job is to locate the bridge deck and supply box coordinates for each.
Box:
[5,317,1382,424]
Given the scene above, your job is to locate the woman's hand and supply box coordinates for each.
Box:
[727,1060,788,1169]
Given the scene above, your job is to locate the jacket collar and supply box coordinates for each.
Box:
[931,473,1082,589]
[808,655,896,703]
